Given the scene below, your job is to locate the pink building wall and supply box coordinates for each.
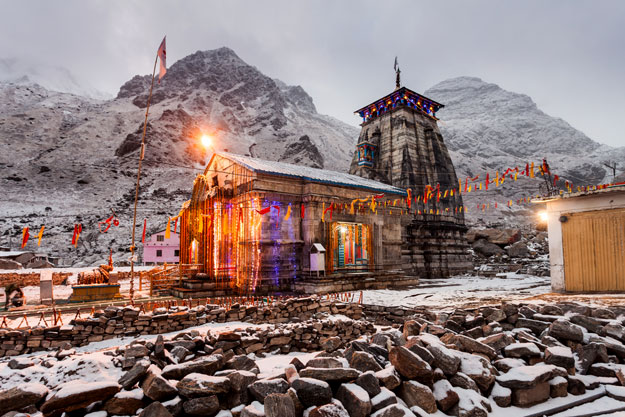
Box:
[142,230,180,264]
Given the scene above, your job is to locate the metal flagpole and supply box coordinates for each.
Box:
[129,53,159,303]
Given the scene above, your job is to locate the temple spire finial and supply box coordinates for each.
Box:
[394,56,401,90]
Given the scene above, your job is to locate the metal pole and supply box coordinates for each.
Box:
[130,54,159,302]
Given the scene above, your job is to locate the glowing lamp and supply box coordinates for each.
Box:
[200,134,212,149]
[538,211,548,223]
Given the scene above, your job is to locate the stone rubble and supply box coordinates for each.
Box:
[2,300,625,416]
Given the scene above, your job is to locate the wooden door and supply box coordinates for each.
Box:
[562,208,625,291]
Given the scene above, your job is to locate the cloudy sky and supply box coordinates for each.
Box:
[1,0,623,147]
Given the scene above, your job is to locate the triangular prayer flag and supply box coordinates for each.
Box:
[165,218,171,239]
[37,226,45,246]
[142,219,147,243]
[21,227,29,248]
[157,36,167,82]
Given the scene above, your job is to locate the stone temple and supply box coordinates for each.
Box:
[176,71,470,296]
[349,74,471,278]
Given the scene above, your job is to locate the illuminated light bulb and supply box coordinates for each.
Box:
[539,211,548,222]
[201,134,212,149]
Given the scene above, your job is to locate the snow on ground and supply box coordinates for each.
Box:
[358,273,551,310]
[0,320,267,390]
[254,351,318,378]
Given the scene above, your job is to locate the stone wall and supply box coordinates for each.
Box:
[0,272,71,288]
[0,297,364,356]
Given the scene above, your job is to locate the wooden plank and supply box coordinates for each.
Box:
[562,208,625,292]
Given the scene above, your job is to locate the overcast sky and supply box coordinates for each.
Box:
[1,0,623,147]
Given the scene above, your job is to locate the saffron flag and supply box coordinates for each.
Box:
[37,226,45,246]
[21,227,29,248]
[72,224,82,247]
[165,218,171,239]
[157,36,167,82]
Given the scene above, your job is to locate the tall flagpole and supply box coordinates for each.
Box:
[129,53,159,303]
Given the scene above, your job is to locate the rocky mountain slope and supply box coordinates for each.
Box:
[425,77,625,226]
[0,48,358,265]
[1,52,622,266]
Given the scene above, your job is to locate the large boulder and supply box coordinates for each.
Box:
[176,374,231,398]
[249,378,289,403]
[398,381,436,413]
[118,360,151,390]
[388,346,433,382]
[497,365,555,389]
[548,319,584,343]
[142,366,178,402]
[336,383,371,417]
[299,367,360,383]
[472,239,505,257]
[375,366,401,390]
[371,387,398,412]
[350,351,383,372]
[432,379,459,412]
[41,381,120,416]
[291,377,332,407]
[426,343,460,376]
[138,402,174,417]
[506,241,529,258]
[183,395,220,416]
[161,354,224,380]
[264,393,296,417]
[544,346,575,370]
[0,383,48,415]
[104,388,145,415]
[309,401,350,417]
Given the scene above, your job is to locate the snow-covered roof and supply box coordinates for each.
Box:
[0,251,32,258]
[213,152,407,196]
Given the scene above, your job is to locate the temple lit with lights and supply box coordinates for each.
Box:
[177,72,470,295]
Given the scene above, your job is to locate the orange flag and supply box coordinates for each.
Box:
[37,226,45,246]
[21,227,29,248]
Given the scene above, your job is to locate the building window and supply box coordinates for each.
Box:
[329,222,371,270]
[174,250,179,257]
[156,250,162,257]
[157,235,164,242]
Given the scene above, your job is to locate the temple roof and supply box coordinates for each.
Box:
[354,87,444,122]
[211,152,407,196]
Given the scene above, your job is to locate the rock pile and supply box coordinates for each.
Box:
[467,227,549,276]
[0,297,363,356]
[3,301,625,416]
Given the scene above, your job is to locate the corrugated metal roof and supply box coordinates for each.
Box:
[214,152,407,196]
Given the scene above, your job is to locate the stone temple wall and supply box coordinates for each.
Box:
[349,103,471,278]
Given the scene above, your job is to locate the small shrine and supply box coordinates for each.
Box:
[69,259,122,302]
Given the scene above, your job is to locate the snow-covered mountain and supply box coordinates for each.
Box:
[1,51,623,265]
[424,76,625,226]
[0,48,358,265]
[0,58,111,100]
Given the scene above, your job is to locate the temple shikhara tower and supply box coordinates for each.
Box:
[349,63,471,278]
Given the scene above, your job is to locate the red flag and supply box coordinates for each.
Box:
[301,204,305,219]
[157,36,167,82]
[256,207,271,215]
[142,219,147,244]
[21,227,29,249]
